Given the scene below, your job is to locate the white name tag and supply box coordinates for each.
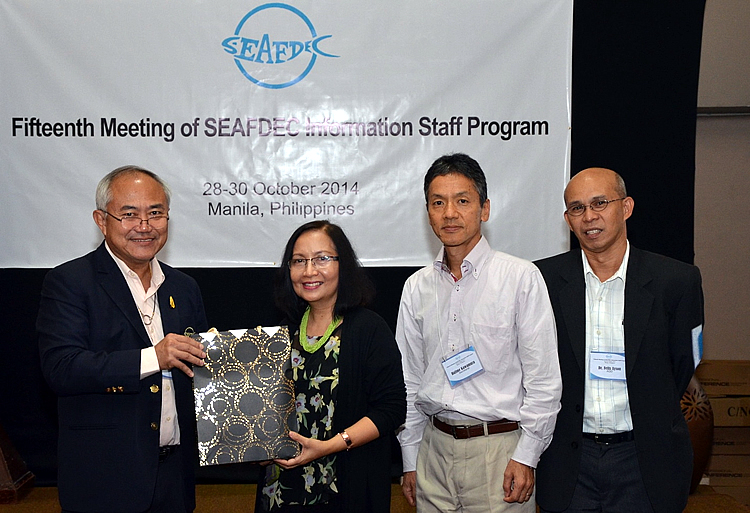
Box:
[692,324,703,369]
[589,352,626,381]
[442,346,484,386]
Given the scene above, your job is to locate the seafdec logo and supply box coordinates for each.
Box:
[222,3,338,89]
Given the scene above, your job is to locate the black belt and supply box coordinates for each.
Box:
[432,416,519,439]
[159,445,178,462]
[582,431,634,445]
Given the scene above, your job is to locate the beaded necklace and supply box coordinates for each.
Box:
[299,307,342,353]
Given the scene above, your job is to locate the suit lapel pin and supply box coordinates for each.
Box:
[170,296,175,309]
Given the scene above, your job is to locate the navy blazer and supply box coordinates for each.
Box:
[534,247,703,513]
[37,243,208,513]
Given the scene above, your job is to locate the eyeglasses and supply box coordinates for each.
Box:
[101,210,169,228]
[288,255,339,270]
[565,198,626,217]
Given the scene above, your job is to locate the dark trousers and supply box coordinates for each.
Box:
[61,445,189,513]
[150,445,189,513]
[541,437,654,513]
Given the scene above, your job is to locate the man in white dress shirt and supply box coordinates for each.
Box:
[396,153,562,512]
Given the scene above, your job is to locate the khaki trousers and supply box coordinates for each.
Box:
[415,418,536,513]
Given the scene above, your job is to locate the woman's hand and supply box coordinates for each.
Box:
[273,431,332,469]
[273,418,380,469]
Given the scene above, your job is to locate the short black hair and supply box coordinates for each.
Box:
[423,153,488,205]
[274,220,375,323]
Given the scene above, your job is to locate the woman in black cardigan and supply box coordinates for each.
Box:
[257,220,406,513]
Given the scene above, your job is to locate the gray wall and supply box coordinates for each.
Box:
[694,0,750,359]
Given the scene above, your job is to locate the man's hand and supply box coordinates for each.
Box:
[503,459,534,504]
[401,470,417,507]
[154,333,205,377]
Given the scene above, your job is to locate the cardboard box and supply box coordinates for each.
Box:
[704,454,750,486]
[696,360,750,396]
[712,427,750,455]
[712,486,750,506]
[711,396,750,427]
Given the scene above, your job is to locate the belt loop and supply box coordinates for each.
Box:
[482,421,489,436]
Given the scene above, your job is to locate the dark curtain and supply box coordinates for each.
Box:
[571,1,706,263]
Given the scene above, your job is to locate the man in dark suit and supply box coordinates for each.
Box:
[534,168,704,513]
[37,165,208,513]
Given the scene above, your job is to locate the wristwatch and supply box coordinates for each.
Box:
[339,430,352,450]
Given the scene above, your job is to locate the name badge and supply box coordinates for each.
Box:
[589,352,626,381]
[442,346,484,386]
[692,324,703,369]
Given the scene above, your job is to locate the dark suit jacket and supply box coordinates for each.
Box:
[37,242,208,513]
[534,246,703,513]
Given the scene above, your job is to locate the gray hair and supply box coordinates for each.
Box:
[95,165,171,211]
[613,172,628,198]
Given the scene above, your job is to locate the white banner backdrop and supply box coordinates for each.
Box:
[1,1,572,268]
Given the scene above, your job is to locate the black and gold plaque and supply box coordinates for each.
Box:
[191,327,300,466]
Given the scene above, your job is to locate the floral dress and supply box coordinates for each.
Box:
[261,326,341,510]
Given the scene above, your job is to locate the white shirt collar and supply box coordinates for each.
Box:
[433,236,490,281]
[581,240,630,284]
[104,242,165,294]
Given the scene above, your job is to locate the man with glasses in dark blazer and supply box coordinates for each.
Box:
[37,165,208,513]
[534,167,704,513]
